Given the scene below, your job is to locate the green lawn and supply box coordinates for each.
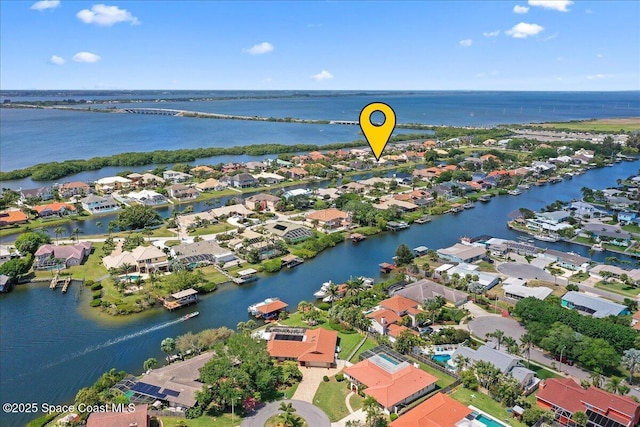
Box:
[524,362,561,380]
[350,391,364,411]
[190,223,236,236]
[595,281,640,298]
[451,388,527,427]
[539,118,640,132]
[313,376,352,422]
[569,271,590,282]
[622,224,640,234]
[33,242,109,282]
[410,357,457,389]
[199,266,233,285]
[349,336,377,363]
[159,414,240,427]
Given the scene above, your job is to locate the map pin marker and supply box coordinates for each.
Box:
[359,102,396,161]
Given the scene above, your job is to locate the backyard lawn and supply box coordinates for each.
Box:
[159,414,240,427]
[190,223,236,236]
[451,388,527,427]
[410,358,457,389]
[595,281,640,298]
[349,336,378,363]
[313,376,352,422]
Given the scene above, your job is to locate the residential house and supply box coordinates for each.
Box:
[162,170,193,183]
[265,221,313,243]
[0,209,29,226]
[95,176,132,193]
[20,187,53,202]
[306,208,350,230]
[389,393,472,427]
[167,184,198,200]
[81,194,120,214]
[561,291,630,318]
[33,202,76,218]
[343,347,438,414]
[190,165,215,175]
[266,327,338,368]
[87,404,149,427]
[526,211,573,233]
[379,295,422,327]
[436,243,486,264]
[195,178,227,192]
[386,324,419,344]
[254,172,285,184]
[373,198,419,212]
[443,263,500,290]
[127,172,165,188]
[0,245,12,266]
[102,245,169,273]
[127,190,168,206]
[503,284,553,301]
[393,172,413,185]
[389,279,469,307]
[542,249,590,271]
[58,182,90,198]
[618,211,637,225]
[570,201,606,218]
[283,188,311,199]
[244,161,267,172]
[245,193,280,211]
[278,167,308,179]
[393,190,435,207]
[589,264,640,285]
[231,172,256,188]
[340,182,366,194]
[34,242,92,270]
[171,240,236,265]
[537,378,640,427]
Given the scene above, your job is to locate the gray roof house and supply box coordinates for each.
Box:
[265,221,313,243]
[388,279,469,307]
[232,173,256,188]
[171,240,236,265]
[561,291,630,318]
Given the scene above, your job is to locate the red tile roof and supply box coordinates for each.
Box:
[0,209,28,224]
[387,324,418,338]
[367,308,402,325]
[87,404,148,427]
[537,378,640,426]
[257,300,288,314]
[267,328,338,364]
[306,208,348,222]
[344,358,437,409]
[34,202,76,214]
[380,295,418,314]
[389,392,471,427]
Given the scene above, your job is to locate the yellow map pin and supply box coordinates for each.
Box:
[359,102,396,161]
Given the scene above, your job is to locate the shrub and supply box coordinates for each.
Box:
[317,302,331,311]
[262,259,282,273]
[90,299,101,307]
[390,413,398,421]
[323,375,329,382]
[90,283,103,291]
[84,280,95,287]
[335,373,344,382]
[92,290,102,299]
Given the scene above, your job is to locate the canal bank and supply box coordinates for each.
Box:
[1,160,638,426]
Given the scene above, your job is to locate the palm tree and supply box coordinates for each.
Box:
[54,226,65,245]
[571,411,588,426]
[454,354,470,374]
[604,376,626,395]
[519,332,535,367]
[345,276,365,304]
[277,402,299,427]
[143,357,157,371]
[589,368,603,388]
[502,336,519,355]
[363,396,382,427]
[325,283,340,307]
[72,227,81,243]
[160,337,176,362]
[487,329,505,350]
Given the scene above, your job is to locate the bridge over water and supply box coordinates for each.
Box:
[119,108,185,116]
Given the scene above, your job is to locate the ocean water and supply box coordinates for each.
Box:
[1,91,638,172]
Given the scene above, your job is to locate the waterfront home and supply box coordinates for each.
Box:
[502,283,553,301]
[166,184,198,200]
[162,170,193,183]
[367,308,402,335]
[537,378,640,427]
[95,176,132,193]
[103,245,169,273]
[33,202,76,218]
[245,193,280,211]
[526,210,573,232]
[392,172,413,185]
[266,326,338,368]
[265,221,313,243]
[283,188,312,199]
[34,242,92,270]
[278,167,308,179]
[127,172,165,188]
[618,211,637,225]
[570,201,607,218]
[127,190,168,206]
[80,194,120,214]
[19,186,53,202]
[190,165,215,175]
[436,243,486,264]
[244,161,267,171]
[339,181,366,194]
[163,288,198,310]
[253,171,285,184]
[541,249,590,271]
[316,188,340,200]
[561,291,629,318]
[379,295,422,326]
[373,198,419,212]
[209,203,251,219]
[171,240,236,265]
[195,178,227,192]
[0,209,29,226]
[589,264,640,284]
[87,404,149,427]
[449,344,539,392]
[58,181,90,198]
[306,208,350,230]
[389,392,472,427]
[444,263,500,290]
[231,172,256,188]
[388,279,469,307]
[343,347,437,414]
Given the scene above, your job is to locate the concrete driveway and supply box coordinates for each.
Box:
[496,262,555,281]
[241,400,330,427]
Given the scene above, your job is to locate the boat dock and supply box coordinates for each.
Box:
[379,262,397,273]
[234,268,258,284]
[350,233,367,243]
[387,221,409,231]
[49,273,76,292]
[281,255,304,268]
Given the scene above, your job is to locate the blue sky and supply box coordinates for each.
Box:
[1,1,638,90]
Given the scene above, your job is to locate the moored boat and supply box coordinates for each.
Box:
[533,233,560,242]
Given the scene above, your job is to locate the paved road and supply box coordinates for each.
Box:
[241,400,330,427]
[496,262,555,281]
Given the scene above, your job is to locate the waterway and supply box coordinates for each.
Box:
[1,160,638,425]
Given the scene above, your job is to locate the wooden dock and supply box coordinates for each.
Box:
[61,277,71,293]
[50,272,59,289]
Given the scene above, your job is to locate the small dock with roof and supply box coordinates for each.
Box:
[162,288,198,311]
[281,255,304,269]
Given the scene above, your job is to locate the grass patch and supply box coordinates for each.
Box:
[451,388,527,427]
[336,330,365,360]
[265,414,308,427]
[350,392,364,411]
[349,337,377,363]
[595,281,640,298]
[569,271,590,282]
[164,240,182,247]
[538,118,640,132]
[409,357,457,389]
[190,223,236,236]
[524,362,561,380]
[199,266,232,285]
[313,376,352,422]
[622,224,640,234]
[476,261,497,273]
[33,242,109,282]
[350,226,382,236]
[159,414,240,427]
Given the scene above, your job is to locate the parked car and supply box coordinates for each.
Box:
[553,353,574,366]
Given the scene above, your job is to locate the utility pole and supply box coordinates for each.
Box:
[559,345,566,373]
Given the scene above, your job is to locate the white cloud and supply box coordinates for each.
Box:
[459,39,473,47]
[506,22,544,38]
[596,53,603,58]
[76,4,140,26]
[513,5,529,14]
[528,1,573,12]
[30,0,60,11]
[483,30,500,37]
[242,42,274,55]
[587,74,607,79]
[312,70,333,81]
[49,55,65,65]
[72,51,101,63]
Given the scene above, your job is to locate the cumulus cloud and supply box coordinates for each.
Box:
[483,30,500,38]
[49,55,65,65]
[513,5,529,14]
[242,42,274,55]
[312,70,333,81]
[528,0,573,12]
[72,51,101,63]
[459,39,473,47]
[506,22,544,38]
[31,0,60,11]
[77,4,140,26]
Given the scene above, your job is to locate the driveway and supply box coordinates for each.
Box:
[241,400,330,427]
[292,361,345,402]
[468,316,526,341]
[496,262,555,281]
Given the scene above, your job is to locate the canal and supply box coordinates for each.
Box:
[0,160,638,426]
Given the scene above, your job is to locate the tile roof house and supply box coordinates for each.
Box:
[267,327,338,368]
[102,245,169,273]
[245,193,281,211]
[389,392,472,427]
[87,404,149,427]
[34,202,76,218]
[306,208,350,230]
[195,178,227,192]
[34,242,92,270]
[80,194,120,214]
[0,209,29,226]
[58,181,91,198]
[344,352,438,414]
[537,378,640,427]
[167,184,199,200]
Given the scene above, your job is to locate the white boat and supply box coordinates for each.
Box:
[248,297,280,315]
[182,311,199,320]
[591,243,604,252]
[313,280,333,299]
[533,233,560,242]
[508,189,522,196]
[323,295,338,303]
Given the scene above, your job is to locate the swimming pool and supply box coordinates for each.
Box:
[432,354,451,364]
[475,413,509,427]
[378,353,401,365]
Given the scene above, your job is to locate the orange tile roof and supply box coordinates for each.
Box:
[380,295,418,314]
[0,209,28,224]
[306,208,348,222]
[423,140,437,147]
[257,300,288,314]
[442,165,457,171]
[267,328,338,364]
[387,324,418,338]
[34,202,76,213]
[367,309,402,325]
[344,359,437,409]
[479,154,499,161]
[389,392,471,427]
